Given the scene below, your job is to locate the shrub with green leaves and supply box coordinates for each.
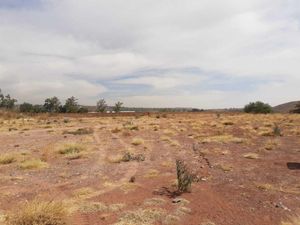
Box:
[244,101,272,114]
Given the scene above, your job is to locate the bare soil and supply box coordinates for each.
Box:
[0,113,299,225]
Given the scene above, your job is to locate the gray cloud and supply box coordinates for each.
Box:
[0,0,299,108]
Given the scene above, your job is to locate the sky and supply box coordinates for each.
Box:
[0,0,299,108]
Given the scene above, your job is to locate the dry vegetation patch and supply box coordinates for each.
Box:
[113,208,166,225]
[243,153,259,159]
[79,202,125,213]
[281,215,300,225]
[19,159,48,170]
[58,143,86,160]
[6,200,67,225]
[0,154,16,165]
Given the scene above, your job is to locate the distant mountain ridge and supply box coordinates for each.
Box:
[273,101,300,113]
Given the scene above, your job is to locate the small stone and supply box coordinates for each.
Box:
[129,176,135,183]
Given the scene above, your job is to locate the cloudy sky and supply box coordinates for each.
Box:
[0,0,299,108]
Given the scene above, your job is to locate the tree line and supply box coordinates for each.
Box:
[1,89,300,114]
[0,89,123,113]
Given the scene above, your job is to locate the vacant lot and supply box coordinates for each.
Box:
[0,112,299,225]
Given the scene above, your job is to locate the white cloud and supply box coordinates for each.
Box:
[0,0,299,108]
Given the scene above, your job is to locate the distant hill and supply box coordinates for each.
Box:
[273,101,300,113]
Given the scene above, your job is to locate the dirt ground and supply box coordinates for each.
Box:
[0,112,299,225]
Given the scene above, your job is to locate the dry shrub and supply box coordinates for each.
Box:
[176,160,193,192]
[6,200,67,225]
[122,152,145,162]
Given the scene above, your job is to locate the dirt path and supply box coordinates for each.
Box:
[88,126,139,196]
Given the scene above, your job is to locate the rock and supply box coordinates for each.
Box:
[129,176,135,183]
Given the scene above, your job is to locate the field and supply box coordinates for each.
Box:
[0,112,299,225]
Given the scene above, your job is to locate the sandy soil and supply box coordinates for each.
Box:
[0,112,299,225]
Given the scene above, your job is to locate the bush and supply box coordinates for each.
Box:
[244,101,272,114]
[176,160,193,192]
[19,103,34,113]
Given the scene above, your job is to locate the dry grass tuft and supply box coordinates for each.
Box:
[79,202,125,213]
[19,159,48,170]
[143,198,166,206]
[73,187,95,199]
[281,215,300,225]
[114,208,165,225]
[131,138,144,146]
[0,154,16,165]
[64,128,93,135]
[200,135,242,144]
[144,169,160,178]
[162,215,181,225]
[6,200,67,225]
[58,144,85,159]
[243,153,259,159]
[264,139,279,151]
[106,154,124,163]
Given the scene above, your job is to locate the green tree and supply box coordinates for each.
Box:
[96,99,107,113]
[19,102,34,113]
[244,101,272,114]
[64,96,79,113]
[113,101,123,113]
[32,105,45,113]
[44,97,61,113]
[0,89,17,109]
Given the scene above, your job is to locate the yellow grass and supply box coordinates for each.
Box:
[131,138,144,146]
[113,208,165,225]
[243,153,259,159]
[0,154,16,165]
[281,215,300,225]
[6,200,67,225]
[19,159,48,170]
